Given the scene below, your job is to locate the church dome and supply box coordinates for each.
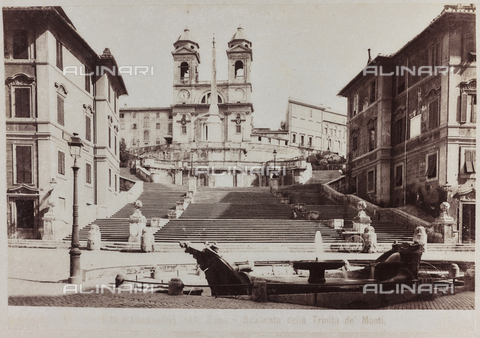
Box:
[174,28,199,49]
[229,27,252,48]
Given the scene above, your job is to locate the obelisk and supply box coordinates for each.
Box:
[205,35,223,142]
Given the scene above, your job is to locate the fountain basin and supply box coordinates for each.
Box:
[293,260,346,283]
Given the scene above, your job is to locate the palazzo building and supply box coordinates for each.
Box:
[4,7,128,239]
[339,4,476,243]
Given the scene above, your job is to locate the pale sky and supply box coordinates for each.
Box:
[54,1,446,127]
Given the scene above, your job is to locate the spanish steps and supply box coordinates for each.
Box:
[64,170,413,244]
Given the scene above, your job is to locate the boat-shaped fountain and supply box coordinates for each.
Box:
[179,231,457,309]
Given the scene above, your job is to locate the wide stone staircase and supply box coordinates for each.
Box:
[154,186,413,244]
[306,170,343,184]
[63,179,413,245]
[154,219,337,243]
[63,181,187,242]
[180,187,292,219]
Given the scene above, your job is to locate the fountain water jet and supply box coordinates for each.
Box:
[315,230,323,262]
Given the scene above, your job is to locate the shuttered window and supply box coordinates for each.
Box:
[16,146,32,184]
[465,150,476,173]
[85,115,92,141]
[426,153,437,179]
[58,151,65,175]
[394,165,403,187]
[14,88,31,118]
[57,96,64,126]
[86,163,92,184]
[428,99,439,130]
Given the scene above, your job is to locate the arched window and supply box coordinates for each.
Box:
[180,62,189,79]
[144,130,149,141]
[201,93,223,104]
[235,60,244,78]
[143,116,150,128]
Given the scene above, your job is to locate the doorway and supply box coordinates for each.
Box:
[461,203,475,244]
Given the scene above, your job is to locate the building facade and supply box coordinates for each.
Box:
[285,98,347,156]
[251,99,347,157]
[339,4,476,243]
[4,7,128,239]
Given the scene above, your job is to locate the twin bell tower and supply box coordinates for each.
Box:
[170,27,254,144]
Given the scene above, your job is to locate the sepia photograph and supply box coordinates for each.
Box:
[2,0,477,336]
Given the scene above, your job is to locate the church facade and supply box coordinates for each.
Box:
[120,27,306,187]
[120,27,254,148]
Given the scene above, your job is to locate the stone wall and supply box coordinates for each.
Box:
[319,183,430,231]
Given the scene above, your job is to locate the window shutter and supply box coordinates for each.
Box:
[460,92,468,123]
[465,150,473,173]
[426,154,437,178]
[471,95,477,123]
[473,150,476,172]
[57,96,64,126]
[429,100,439,129]
[395,166,402,186]
[16,146,32,183]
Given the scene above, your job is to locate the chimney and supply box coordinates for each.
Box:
[367,49,372,63]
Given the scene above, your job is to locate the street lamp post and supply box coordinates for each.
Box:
[68,133,83,284]
[273,149,277,178]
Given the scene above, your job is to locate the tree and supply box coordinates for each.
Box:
[308,151,346,170]
[119,139,135,167]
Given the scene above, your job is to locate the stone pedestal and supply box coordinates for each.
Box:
[41,212,55,240]
[431,202,457,244]
[176,201,184,218]
[464,269,475,291]
[183,196,192,210]
[362,226,377,253]
[129,200,147,242]
[87,224,101,250]
[141,228,155,252]
[188,177,197,192]
[251,279,268,302]
[270,177,279,193]
[327,219,344,229]
[352,201,372,234]
[150,172,161,183]
[168,209,177,220]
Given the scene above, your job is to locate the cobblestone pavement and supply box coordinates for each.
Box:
[379,291,475,310]
[8,290,474,310]
[8,292,321,309]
